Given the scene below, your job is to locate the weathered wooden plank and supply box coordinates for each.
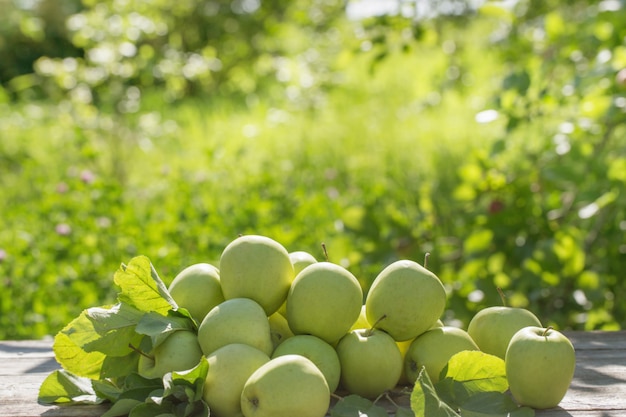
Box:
[1,332,625,417]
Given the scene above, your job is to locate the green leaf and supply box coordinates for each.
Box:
[38,369,102,405]
[410,368,460,417]
[101,398,143,417]
[163,356,209,402]
[440,351,508,394]
[53,329,107,380]
[459,391,535,417]
[82,303,145,356]
[136,310,196,349]
[114,256,177,314]
[395,406,416,417]
[330,394,389,417]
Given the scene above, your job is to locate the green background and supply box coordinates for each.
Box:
[1,0,625,339]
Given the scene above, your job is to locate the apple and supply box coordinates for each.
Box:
[167,263,224,324]
[335,328,403,399]
[288,250,318,274]
[404,326,479,384]
[350,304,370,331]
[505,326,576,409]
[467,305,542,359]
[197,298,273,356]
[202,343,270,417]
[286,262,363,345]
[219,235,295,315]
[396,337,414,385]
[268,311,294,350]
[137,330,203,380]
[241,354,330,417]
[365,260,447,342]
[272,334,341,393]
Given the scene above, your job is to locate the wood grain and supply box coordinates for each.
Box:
[1,331,624,416]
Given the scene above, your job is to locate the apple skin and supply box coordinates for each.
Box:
[335,328,403,399]
[350,304,370,331]
[272,334,341,393]
[467,306,542,359]
[286,262,363,345]
[288,251,318,274]
[365,260,447,342]
[219,235,295,316]
[137,330,203,380]
[203,343,270,417]
[197,298,273,356]
[167,263,224,324]
[241,354,330,417]
[505,326,576,409]
[268,311,295,350]
[404,326,479,384]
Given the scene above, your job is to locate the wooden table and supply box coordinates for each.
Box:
[1,331,625,416]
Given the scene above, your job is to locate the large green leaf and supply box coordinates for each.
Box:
[114,255,177,314]
[38,369,102,405]
[411,368,460,417]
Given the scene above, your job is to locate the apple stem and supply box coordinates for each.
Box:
[128,343,154,360]
[424,252,430,269]
[497,287,507,307]
[367,314,387,336]
[383,392,401,408]
[321,242,329,261]
[542,326,553,337]
[330,392,344,402]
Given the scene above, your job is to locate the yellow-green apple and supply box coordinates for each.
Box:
[404,326,479,384]
[202,343,270,417]
[505,326,576,409]
[350,305,370,331]
[335,328,403,399]
[197,298,273,356]
[286,262,363,345]
[241,354,330,417]
[467,306,542,359]
[219,235,295,315]
[167,263,224,324]
[365,260,446,341]
[268,312,294,350]
[288,251,317,274]
[272,334,341,392]
[137,330,203,379]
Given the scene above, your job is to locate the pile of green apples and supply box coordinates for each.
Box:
[143,234,576,417]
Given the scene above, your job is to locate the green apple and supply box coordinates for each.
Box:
[167,263,224,324]
[272,334,341,393]
[268,311,294,350]
[365,260,447,342]
[505,326,576,409]
[396,337,414,385]
[404,326,479,384]
[467,306,542,359]
[288,251,318,274]
[198,298,273,356]
[137,330,203,380]
[350,304,370,331]
[203,343,270,417]
[286,262,363,345]
[241,354,330,417]
[219,235,295,315]
[335,328,403,399]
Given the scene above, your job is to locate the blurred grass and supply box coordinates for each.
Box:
[0,30,504,339]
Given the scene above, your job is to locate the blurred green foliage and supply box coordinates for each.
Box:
[1,0,625,339]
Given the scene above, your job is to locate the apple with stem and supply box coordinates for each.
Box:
[365,258,446,342]
[505,326,576,409]
[335,323,403,399]
[467,288,542,359]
